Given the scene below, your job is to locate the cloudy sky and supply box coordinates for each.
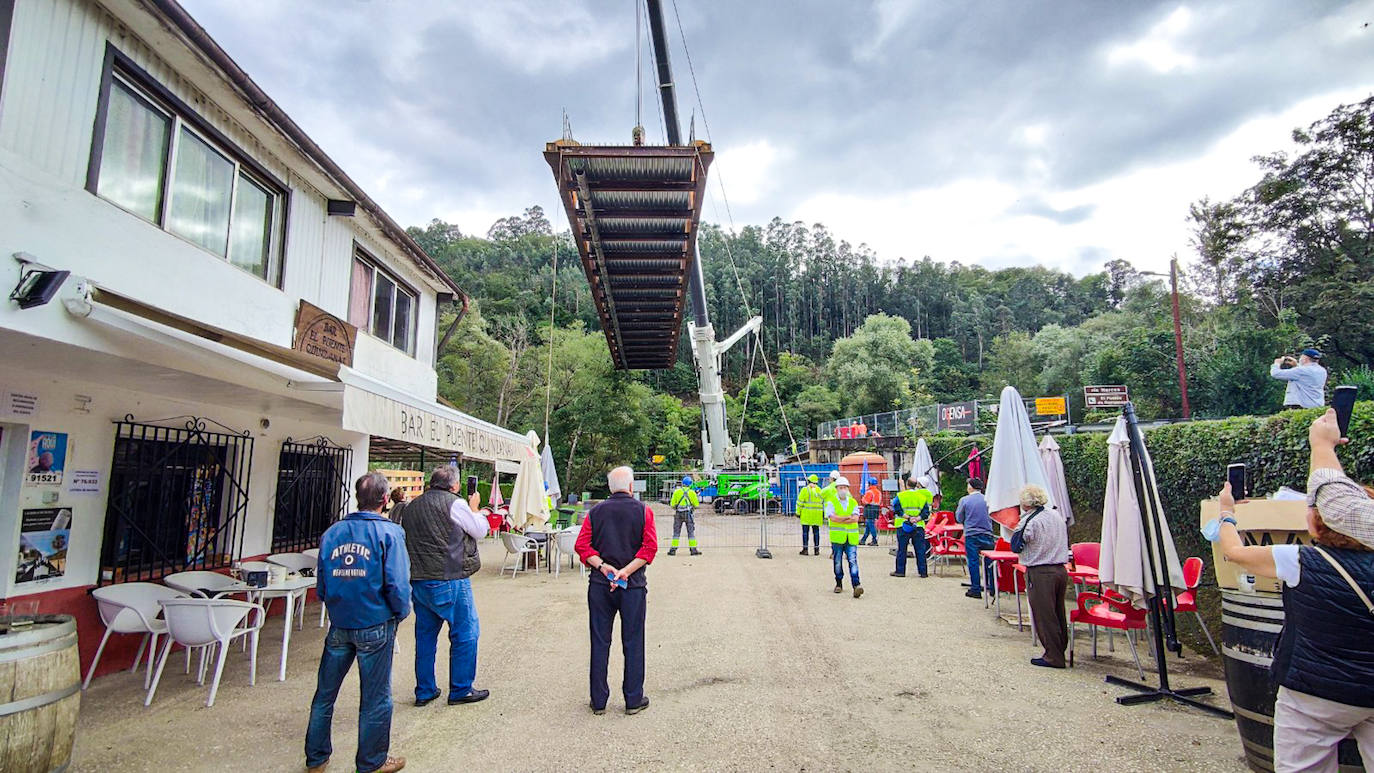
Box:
[182,0,1374,276]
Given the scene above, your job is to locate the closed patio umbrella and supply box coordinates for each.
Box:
[910,438,940,496]
[985,386,1053,531]
[540,441,562,505]
[509,431,550,530]
[1038,434,1074,527]
[1099,417,1184,608]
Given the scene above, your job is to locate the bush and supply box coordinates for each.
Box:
[921,402,1374,658]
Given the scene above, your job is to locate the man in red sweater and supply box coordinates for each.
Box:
[575,465,658,715]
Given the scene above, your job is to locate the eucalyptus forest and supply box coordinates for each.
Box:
[411,97,1374,493]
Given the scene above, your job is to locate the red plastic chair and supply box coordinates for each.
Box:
[928,535,965,576]
[924,510,956,536]
[1068,542,1102,595]
[1171,557,1219,655]
[1069,590,1148,679]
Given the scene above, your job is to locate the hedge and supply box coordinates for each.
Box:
[922,402,1374,658]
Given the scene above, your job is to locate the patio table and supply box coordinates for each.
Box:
[165,575,314,681]
[979,550,1022,625]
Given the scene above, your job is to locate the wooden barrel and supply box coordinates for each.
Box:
[1221,591,1365,772]
[0,616,81,773]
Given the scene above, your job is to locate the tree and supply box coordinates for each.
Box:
[826,314,930,415]
[981,332,1038,396]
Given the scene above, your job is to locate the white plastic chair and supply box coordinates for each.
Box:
[265,553,315,630]
[299,549,327,626]
[145,597,264,708]
[499,531,538,578]
[85,583,184,690]
[554,529,582,578]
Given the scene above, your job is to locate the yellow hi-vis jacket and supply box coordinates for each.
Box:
[827,495,861,545]
[893,488,933,529]
[670,486,700,509]
[796,484,825,526]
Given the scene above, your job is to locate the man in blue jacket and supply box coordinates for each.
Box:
[306,472,412,773]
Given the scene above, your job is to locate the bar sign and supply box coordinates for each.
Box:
[1084,385,1129,408]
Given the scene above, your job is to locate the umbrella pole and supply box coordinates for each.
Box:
[1101,404,1233,719]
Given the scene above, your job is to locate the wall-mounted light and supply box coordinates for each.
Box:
[9,253,70,309]
[326,200,357,217]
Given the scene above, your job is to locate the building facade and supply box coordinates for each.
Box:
[0,0,529,677]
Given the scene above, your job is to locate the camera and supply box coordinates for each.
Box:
[1279,355,1297,369]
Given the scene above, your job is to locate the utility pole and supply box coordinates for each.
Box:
[1169,257,1191,419]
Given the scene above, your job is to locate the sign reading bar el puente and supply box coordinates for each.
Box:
[341,387,525,464]
[293,300,357,367]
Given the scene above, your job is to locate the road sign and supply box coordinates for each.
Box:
[1084,385,1129,408]
[1035,397,1067,416]
[936,401,977,431]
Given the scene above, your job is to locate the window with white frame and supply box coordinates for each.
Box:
[349,251,416,355]
[90,59,285,284]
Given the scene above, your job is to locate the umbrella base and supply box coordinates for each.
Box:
[755,548,772,559]
[1103,675,1234,719]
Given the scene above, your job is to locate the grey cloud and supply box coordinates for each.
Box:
[1006,197,1095,225]
[181,0,1374,267]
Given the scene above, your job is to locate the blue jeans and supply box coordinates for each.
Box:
[801,524,820,548]
[964,532,997,593]
[411,578,480,702]
[862,518,879,544]
[305,620,396,772]
[896,527,927,576]
[831,542,860,586]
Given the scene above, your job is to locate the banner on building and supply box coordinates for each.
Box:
[341,386,529,464]
[935,401,977,432]
[25,430,68,487]
[15,507,71,584]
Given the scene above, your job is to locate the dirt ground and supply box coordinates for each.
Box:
[72,516,1251,772]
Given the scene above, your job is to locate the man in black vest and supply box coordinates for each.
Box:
[401,465,491,707]
[575,465,657,715]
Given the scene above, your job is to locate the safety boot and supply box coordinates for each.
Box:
[690,548,702,556]
[667,548,677,556]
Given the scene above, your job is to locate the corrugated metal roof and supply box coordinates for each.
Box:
[545,141,713,370]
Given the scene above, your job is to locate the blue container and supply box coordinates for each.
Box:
[778,463,838,514]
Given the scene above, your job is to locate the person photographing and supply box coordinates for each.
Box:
[1271,348,1328,409]
[1207,409,1374,772]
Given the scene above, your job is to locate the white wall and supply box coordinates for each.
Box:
[0,368,370,599]
[0,0,443,397]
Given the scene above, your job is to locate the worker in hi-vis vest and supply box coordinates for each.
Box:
[545,481,555,520]
[820,469,842,508]
[667,477,701,556]
[796,474,826,556]
[826,479,864,598]
[891,475,937,578]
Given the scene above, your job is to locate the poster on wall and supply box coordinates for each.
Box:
[25,430,68,487]
[16,507,71,584]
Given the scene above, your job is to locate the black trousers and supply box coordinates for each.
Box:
[588,583,647,710]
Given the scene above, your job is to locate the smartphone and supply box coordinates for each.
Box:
[466,475,479,497]
[1333,385,1357,439]
[1227,463,1247,501]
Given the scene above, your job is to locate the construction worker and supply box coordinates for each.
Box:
[796,474,825,556]
[890,475,938,578]
[667,477,701,556]
[826,479,863,598]
[860,477,882,546]
[545,481,555,521]
[821,469,842,506]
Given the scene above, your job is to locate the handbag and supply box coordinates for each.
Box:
[1009,507,1043,553]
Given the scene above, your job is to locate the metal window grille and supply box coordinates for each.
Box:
[100,415,254,585]
[272,436,352,553]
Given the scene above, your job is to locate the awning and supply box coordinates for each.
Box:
[335,370,531,465]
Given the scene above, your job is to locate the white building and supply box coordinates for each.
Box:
[0,0,531,677]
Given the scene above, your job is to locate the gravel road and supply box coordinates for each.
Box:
[74,518,1250,772]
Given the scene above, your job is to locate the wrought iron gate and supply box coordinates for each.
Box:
[272,437,352,553]
[100,416,254,585]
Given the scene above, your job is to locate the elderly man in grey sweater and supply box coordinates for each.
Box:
[1012,484,1071,669]
[1271,349,1328,409]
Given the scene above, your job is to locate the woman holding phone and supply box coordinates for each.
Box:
[1208,409,1374,772]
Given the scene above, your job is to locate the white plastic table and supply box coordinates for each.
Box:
[165,575,314,681]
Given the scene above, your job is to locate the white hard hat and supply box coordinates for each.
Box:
[835,478,851,488]
[917,476,932,489]
[828,470,842,480]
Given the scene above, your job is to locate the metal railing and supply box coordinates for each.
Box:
[272,436,353,553]
[100,415,254,585]
[817,395,1071,439]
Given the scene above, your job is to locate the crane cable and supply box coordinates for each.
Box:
[673,0,802,457]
